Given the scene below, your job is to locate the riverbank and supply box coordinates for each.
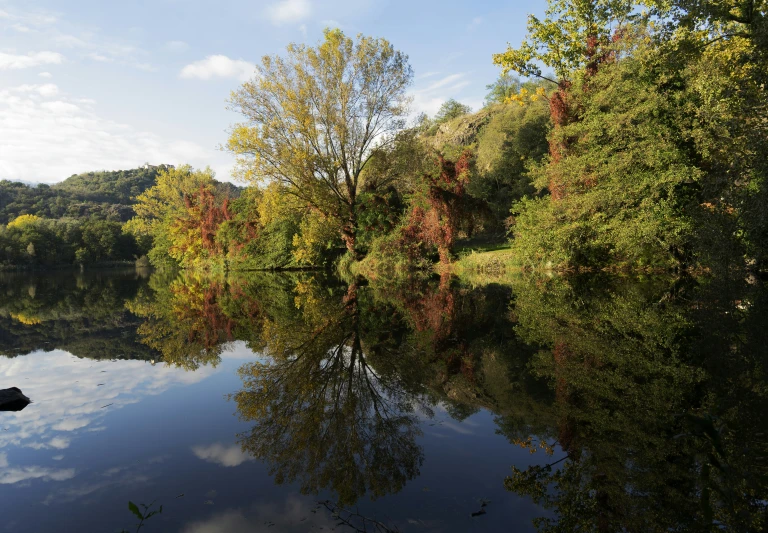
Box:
[0,260,140,272]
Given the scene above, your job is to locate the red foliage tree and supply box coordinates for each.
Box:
[400,151,474,264]
[179,185,232,253]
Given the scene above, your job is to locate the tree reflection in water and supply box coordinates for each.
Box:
[124,270,768,530]
[233,281,429,505]
[504,274,768,532]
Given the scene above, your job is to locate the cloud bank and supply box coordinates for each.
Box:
[0,51,63,70]
[180,55,255,81]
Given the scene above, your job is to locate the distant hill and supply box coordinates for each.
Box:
[7,179,41,188]
[0,165,242,225]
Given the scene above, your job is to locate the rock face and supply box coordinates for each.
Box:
[0,387,31,412]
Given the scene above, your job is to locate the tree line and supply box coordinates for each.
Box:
[0,167,240,269]
[6,1,767,272]
[127,1,768,273]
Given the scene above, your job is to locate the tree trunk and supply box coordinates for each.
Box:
[341,204,361,260]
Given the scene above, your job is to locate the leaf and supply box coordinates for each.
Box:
[128,501,143,520]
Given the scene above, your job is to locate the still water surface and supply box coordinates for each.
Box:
[0,270,765,532]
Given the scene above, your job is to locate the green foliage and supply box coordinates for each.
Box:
[492,0,643,82]
[471,101,550,230]
[0,215,141,269]
[494,0,768,271]
[227,28,413,256]
[503,273,768,532]
[5,263,768,530]
[355,188,405,254]
[434,98,472,123]
[484,72,523,105]
[124,165,224,269]
[0,167,164,225]
[125,500,162,533]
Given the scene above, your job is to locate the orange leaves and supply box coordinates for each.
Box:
[398,151,475,264]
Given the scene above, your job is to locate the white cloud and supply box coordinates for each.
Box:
[267,0,311,25]
[424,73,467,92]
[0,349,217,454]
[40,100,80,114]
[36,84,59,97]
[181,497,337,533]
[192,443,253,467]
[0,7,149,70]
[0,465,75,485]
[166,40,189,52]
[52,418,90,432]
[0,51,64,70]
[86,52,112,62]
[38,71,53,78]
[468,16,483,32]
[180,55,255,81]
[48,437,71,449]
[133,62,157,72]
[319,19,342,29]
[52,34,89,48]
[9,84,59,97]
[0,84,225,182]
[409,73,473,117]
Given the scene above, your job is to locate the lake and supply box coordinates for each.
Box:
[0,269,766,532]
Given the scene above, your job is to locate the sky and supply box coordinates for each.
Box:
[0,0,548,184]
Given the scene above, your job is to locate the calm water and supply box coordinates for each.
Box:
[0,270,766,532]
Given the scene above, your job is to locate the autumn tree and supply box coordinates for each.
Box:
[124,165,223,268]
[227,29,413,258]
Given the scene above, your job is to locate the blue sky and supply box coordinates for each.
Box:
[0,0,547,183]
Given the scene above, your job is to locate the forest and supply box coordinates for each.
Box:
[3,0,767,275]
[0,167,239,269]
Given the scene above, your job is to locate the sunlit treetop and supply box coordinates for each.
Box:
[7,214,43,229]
[494,0,768,84]
[493,0,650,83]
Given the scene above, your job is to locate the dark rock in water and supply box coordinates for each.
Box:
[0,387,31,412]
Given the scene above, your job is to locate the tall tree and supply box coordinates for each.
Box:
[227,29,413,258]
[124,165,220,267]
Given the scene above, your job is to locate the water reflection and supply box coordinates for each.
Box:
[127,270,768,530]
[504,274,768,532]
[233,281,428,506]
[1,268,766,531]
[124,271,544,509]
[0,269,155,360]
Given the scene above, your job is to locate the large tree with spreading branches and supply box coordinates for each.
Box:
[227,28,413,258]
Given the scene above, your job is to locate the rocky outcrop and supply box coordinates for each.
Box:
[424,105,498,150]
[0,387,31,412]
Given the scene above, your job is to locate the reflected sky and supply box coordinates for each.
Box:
[0,333,544,533]
[11,270,758,531]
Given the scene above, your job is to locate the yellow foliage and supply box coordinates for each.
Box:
[11,312,42,325]
[507,86,548,107]
[7,214,42,229]
[292,210,338,266]
[227,28,413,249]
[257,182,304,225]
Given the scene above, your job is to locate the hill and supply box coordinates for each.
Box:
[0,165,241,225]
